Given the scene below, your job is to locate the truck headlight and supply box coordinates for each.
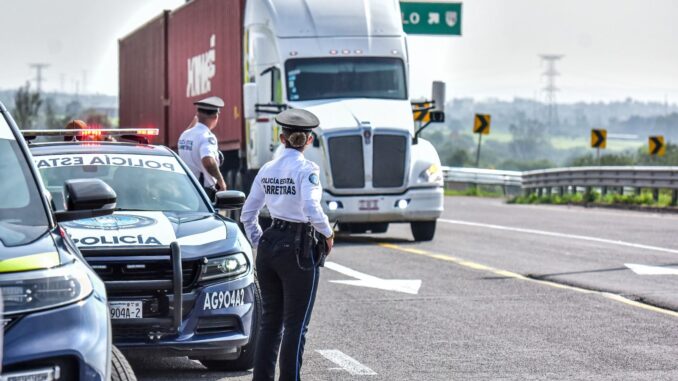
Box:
[418,164,443,184]
[0,262,93,315]
[199,253,249,282]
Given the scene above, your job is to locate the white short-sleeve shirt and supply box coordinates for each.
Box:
[178,123,219,187]
[240,148,333,246]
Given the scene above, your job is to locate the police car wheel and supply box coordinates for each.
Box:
[111,346,137,381]
[411,220,436,242]
[199,280,261,371]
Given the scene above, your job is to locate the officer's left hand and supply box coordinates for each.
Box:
[325,236,334,255]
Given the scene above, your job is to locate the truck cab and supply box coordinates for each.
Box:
[242,0,444,240]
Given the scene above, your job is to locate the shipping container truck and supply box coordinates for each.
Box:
[119,0,445,241]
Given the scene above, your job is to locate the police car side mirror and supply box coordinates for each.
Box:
[214,190,246,210]
[55,179,117,222]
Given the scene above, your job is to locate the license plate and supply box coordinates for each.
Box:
[358,199,379,211]
[109,301,143,319]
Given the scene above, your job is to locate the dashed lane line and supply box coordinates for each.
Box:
[377,243,678,319]
[439,218,678,255]
[316,350,377,375]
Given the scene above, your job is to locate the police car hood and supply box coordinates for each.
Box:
[291,99,415,133]
[61,211,235,259]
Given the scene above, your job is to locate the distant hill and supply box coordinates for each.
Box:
[0,89,118,120]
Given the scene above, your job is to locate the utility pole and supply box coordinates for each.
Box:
[29,63,50,93]
[82,70,88,95]
[539,54,563,131]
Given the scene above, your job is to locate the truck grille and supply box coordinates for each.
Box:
[373,135,407,188]
[328,135,365,188]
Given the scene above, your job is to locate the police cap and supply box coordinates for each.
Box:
[275,109,319,131]
[194,96,225,115]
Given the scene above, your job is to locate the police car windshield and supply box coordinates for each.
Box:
[0,121,49,248]
[285,57,407,101]
[35,153,209,213]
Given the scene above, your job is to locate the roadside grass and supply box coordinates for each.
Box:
[445,186,504,198]
[509,189,675,207]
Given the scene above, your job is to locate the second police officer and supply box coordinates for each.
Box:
[241,109,334,381]
[178,96,228,199]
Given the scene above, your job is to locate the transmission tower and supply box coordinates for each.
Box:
[29,63,50,93]
[539,54,563,131]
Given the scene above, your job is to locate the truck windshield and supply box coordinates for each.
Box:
[285,57,407,101]
[0,119,49,248]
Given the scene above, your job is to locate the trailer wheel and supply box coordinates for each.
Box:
[111,346,137,381]
[200,280,261,371]
[411,220,436,242]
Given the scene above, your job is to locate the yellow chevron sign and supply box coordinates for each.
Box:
[591,129,607,149]
[473,114,490,135]
[649,136,666,156]
[413,109,431,123]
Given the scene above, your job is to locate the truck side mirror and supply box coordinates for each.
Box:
[432,81,446,114]
[55,179,117,222]
[243,83,257,119]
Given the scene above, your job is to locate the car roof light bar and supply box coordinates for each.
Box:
[20,128,160,138]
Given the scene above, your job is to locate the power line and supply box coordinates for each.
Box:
[539,54,564,130]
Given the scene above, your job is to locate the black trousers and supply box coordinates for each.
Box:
[253,226,320,381]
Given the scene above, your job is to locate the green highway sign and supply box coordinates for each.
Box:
[400,1,462,36]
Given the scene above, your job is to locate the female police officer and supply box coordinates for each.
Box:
[241,108,334,381]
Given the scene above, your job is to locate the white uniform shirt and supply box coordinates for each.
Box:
[178,123,219,187]
[241,148,333,247]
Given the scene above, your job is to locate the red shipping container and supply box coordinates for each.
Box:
[167,0,245,151]
[118,11,170,146]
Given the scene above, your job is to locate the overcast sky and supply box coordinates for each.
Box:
[1,0,677,103]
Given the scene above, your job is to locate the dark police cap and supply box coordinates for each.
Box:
[194,96,225,115]
[275,109,320,131]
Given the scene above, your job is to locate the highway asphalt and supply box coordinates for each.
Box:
[128,197,678,380]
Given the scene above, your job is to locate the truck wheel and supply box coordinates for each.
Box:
[236,170,256,194]
[111,346,137,381]
[411,220,436,242]
[226,169,237,190]
[200,280,261,371]
[370,223,389,233]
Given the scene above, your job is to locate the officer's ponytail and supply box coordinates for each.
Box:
[282,128,309,149]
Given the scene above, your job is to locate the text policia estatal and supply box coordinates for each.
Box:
[34,154,179,172]
[261,177,296,195]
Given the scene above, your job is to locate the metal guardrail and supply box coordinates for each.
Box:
[443,167,522,187]
[443,166,678,202]
[523,166,678,190]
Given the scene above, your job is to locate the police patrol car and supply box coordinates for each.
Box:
[24,127,260,371]
[1,103,136,380]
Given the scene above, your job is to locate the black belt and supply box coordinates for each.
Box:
[271,218,306,231]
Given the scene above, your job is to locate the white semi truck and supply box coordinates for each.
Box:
[242,0,445,241]
[120,0,445,241]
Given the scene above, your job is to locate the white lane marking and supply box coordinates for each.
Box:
[625,263,678,275]
[439,218,678,255]
[316,350,377,375]
[324,261,421,295]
